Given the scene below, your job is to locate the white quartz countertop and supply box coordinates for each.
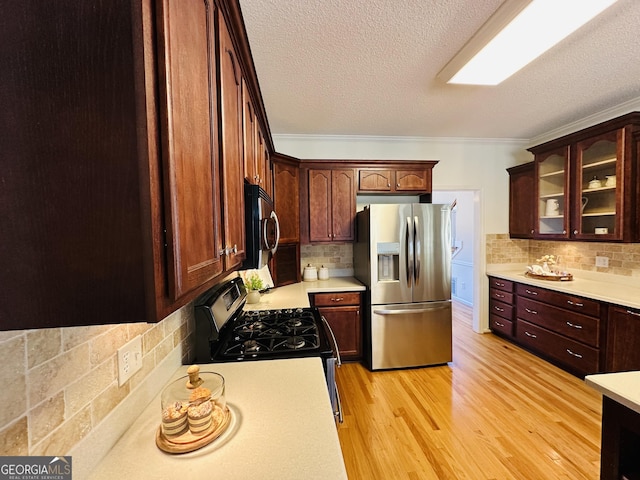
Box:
[586,371,640,414]
[486,266,640,310]
[243,276,365,311]
[89,358,347,480]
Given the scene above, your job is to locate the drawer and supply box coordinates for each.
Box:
[488,277,513,293]
[490,298,513,321]
[517,297,600,347]
[490,287,513,305]
[489,313,513,337]
[516,283,600,317]
[312,292,361,307]
[516,319,599,375]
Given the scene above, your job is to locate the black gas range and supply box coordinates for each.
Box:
[193,276,342,421]
[193,277,336,362]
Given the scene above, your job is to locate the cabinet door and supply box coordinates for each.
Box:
[273,161,300,243]
[242,79,257,185]
[395,169,430,192]
[535,146,569,239]
[157,0,223,299]
[507,162,534,238]
[607,306,640,372]
[308,169,332,242]
[319,306,362,360]
[331,169,355,242]
[218,13,246,269]
[573,130,622,240]
[358,169,392,192]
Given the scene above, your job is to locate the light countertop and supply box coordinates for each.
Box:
[486,265,640,310]
[243,276,365,311]
[585,371,640,414]
[89,358,347,480]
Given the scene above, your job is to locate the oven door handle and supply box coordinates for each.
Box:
[320,315,342,367]
[334,380,343,423]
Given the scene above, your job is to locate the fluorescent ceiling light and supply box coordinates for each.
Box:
[438,0,619,86]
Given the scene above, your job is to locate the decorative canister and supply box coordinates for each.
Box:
[303,264,318,281]
[318,265,329,280]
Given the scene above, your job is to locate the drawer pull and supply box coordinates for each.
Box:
[494,321,505,327]
[494,306,505,312]
[626,310,640,317]
[524,331,537,339]
[525,308,538,315]
[494,293,505,298]
[566,349,583,359]
[525,289,538,296]
[494,282,505,287]
[331,297,344,302]
[566,321,583,329]
[567,300,584,307]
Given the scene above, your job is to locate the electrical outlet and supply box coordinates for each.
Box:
[595,256,609,268]
[117,335,143,386]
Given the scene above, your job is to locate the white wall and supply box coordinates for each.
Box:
[274,134,532,332]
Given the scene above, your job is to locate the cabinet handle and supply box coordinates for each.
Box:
[566,321,583,329]
[494,281,504,287]
[531,229,535,234]
[573,230,578,235]
[524,331,537,339]
[494,321,505,327]
[396,183,400,188]
[626,310,640,317]
[493,306,504,312]
[525,307,538,315]
[567,300,583,307]
[563,230,567,234]
[387,183,391,188]
[525,289,538,295]
[494,293,505,298]
[566,349,583,359]
[331,297,344,302]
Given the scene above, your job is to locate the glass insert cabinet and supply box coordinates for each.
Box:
[529,112,640,242]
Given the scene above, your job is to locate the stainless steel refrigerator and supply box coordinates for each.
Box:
[354,203,452,370]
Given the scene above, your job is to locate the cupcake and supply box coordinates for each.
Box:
[161,401,188,437]
[188,400,213,435]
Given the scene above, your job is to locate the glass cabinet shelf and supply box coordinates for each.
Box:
[582,211,616,217]
[582,157,616,170]
[539,169,565,178]
[540,192,564,199]
[582,186,615,193]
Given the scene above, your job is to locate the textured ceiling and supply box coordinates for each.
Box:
[238,0,640,141]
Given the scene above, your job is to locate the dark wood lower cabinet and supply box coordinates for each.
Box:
[600,396,640,480]
[309,292,362,361]
[607,306,640,372]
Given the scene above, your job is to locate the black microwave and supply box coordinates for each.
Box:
[243,182,280,270]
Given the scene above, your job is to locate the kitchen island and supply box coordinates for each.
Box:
[89,358,347,479]
[586,372,640,480]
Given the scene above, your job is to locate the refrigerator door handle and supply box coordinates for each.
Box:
[413,215,420,285]
[405,216,413,287]
[374,304,450,315]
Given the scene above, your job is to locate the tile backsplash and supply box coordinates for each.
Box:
[0,305,194,457]
[300,244,354,277]
[486,233,640,277]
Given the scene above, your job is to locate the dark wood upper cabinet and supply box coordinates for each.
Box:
[308,169,355,243]
[507,162,535,239]
[0,0,269,330]
[157,0,224,299]
[217,9,246,270]
[528,112,640,242]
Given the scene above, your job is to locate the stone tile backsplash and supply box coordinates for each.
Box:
[486,234,640,277]
[300,244,354,276]
[0,305,194,457]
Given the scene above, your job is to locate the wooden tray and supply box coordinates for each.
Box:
[525,271,573,281]
[156,406,231,454]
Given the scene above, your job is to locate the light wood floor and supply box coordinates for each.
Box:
[335,302,603,480]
